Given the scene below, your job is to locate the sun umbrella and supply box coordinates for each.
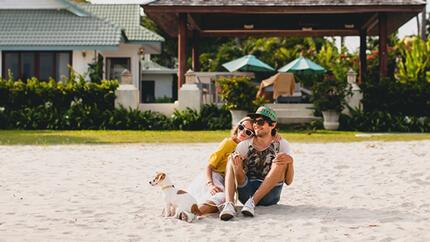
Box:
[278,56,326,74]
[222,55,275,72]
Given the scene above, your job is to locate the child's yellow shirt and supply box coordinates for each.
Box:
[208,138,237,174]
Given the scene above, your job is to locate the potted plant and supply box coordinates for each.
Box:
[217,76,257,126]
[311,78,351,130]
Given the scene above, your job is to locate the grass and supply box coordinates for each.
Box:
[0,130,429,145]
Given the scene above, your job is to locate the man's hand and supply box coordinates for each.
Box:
[273,152,293,165]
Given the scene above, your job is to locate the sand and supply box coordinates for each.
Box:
[0,141,430,242]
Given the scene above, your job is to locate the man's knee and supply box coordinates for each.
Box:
[269,162,287,180]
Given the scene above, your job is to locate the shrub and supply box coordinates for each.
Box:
[171,104,232,130]
[217,76,258,111]
[200,104,231,130]
[105,107,172,130]
[340,107,430,132]
[361,78,430,117]
[311,78,351,112]
[171,108,204,130]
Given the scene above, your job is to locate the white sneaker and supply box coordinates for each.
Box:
[241,197,255,217]
[219,202,236,221]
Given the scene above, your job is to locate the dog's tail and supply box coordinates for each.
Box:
[191,204,203,216]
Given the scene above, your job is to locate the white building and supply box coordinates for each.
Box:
[0,0,164,98]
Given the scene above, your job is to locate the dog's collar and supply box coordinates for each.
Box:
[161,185,175,190]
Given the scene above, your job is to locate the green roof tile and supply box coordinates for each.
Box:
[79,4,164,42]
[0,9,122,49]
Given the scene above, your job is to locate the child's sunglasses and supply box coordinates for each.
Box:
[238,124,254,137]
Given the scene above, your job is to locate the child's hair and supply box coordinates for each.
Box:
[231,117,253,137]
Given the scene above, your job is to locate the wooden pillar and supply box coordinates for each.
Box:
[192,30,200,72]
[178,13,187,88]
[378,13,388,79]
[359,29,367,84]
[421,7,427,40]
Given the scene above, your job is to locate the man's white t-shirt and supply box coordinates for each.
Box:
[235,138,292,159]
[233,138,292,180]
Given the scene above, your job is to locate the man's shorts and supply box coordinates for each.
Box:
[237,176,283,206]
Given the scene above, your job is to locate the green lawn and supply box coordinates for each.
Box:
[0,130,429,145]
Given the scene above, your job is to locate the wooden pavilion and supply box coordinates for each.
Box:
[144,0,426,89]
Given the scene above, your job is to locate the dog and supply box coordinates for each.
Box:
[149,172,202,223]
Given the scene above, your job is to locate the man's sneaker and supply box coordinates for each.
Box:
[219,202,236,221]
[241,197,255,217]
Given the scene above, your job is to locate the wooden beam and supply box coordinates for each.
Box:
[144,5,424,14]
[379,13,388,79]
[359,29,367,84]
[361,13,378,32]
[421,7,427,40]
[192,30,200,71]
[200,29,359,37]
[145,12,177,36]
[178,13,187,88]
[187,14,201,31]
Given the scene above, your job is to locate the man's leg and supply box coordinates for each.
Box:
[252,162,287,205]
[240,162,287,217]
[220,157,246,221]
[224,157,246,203]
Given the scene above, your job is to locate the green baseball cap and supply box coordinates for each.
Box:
[248,106,277,122]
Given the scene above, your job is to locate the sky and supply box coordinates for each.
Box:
[90,0,428,52]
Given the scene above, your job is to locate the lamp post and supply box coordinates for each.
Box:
[347,68,359,91]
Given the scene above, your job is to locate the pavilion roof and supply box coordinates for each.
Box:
[147,0,425,6]
[144,0,425,37]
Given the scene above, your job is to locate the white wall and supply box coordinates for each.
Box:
[0,0,64,9]
[141,73,173,99]
[72,50,97,80]
[139,103,178,116]
[100,44,141,87]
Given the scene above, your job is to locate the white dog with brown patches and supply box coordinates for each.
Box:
[149,172,202,223]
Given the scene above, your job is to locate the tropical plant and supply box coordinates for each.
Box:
[396,37,430,83]
[216,76,258,111]
[315,41,356,82]
[87,54,104,83]
[311,78,351,112]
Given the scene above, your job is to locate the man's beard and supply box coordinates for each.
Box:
[255,129,269,137]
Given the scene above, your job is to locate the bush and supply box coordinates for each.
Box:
[340,107,430,132]
[0,77,118,111]
[0,76,239,130]
[361,78,430,117]
[217,76,258,111]
[311,78,350,112]
[105,107,173,130]
[171,104,232,130]
[200,104,231,130]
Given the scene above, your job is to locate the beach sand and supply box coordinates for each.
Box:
[0,141,429,241]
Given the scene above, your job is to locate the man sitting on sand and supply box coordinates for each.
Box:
[219,106,294,221]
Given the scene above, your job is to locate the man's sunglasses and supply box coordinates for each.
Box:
[238,124,254,137]
[254,118,271,126]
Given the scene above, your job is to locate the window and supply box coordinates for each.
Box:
[141,80,155,103]
[39,52,55,81]
[21,52,36,80]
[3,53,19,79]
[1,51,71,81]
[106,58,131,82]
